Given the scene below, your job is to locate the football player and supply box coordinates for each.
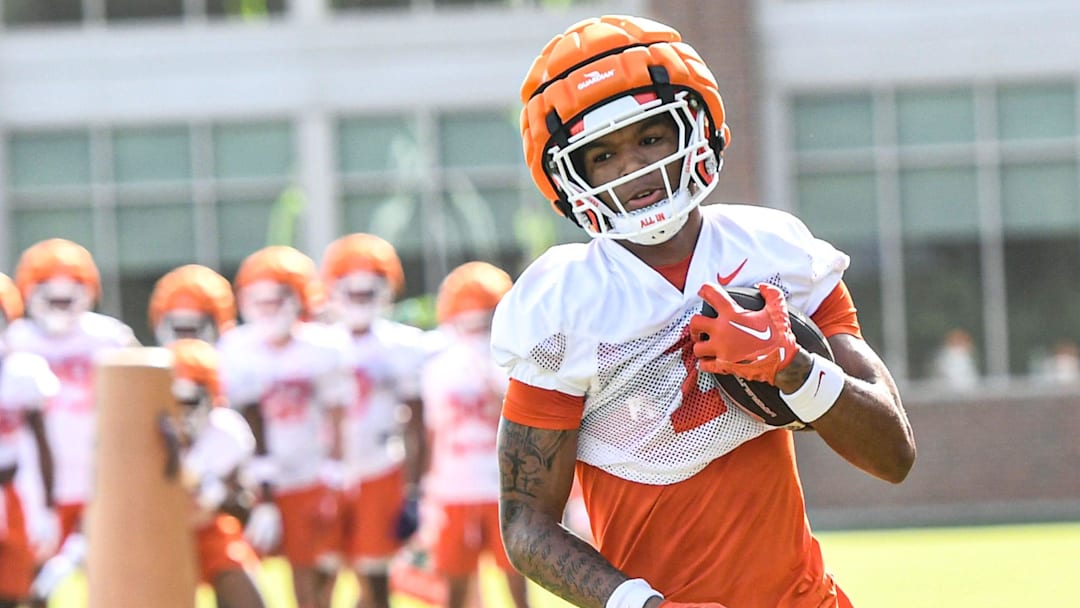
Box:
[169,338,264,607]
[493,15,916,608]
[6,239,136,568]
[0,272,60,608]
[218,246,353,608]
[421,262,527,608]
[148,264,236,346]
[319,233,429,608]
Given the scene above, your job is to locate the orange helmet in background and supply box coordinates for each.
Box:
[15,238,101,301]
[320,233,405,296]
[234,246,321,318]
[520,15,730,244]
[15,238,100,335]
[169,338,224,406]
[321,233,405,331]
[149,265,236,344]
[436,261,513,327]
[0,273,24,324]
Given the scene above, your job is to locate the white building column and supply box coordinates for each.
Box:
[298,108,338,260]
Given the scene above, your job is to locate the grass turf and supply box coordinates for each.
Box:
[51,521,1078,607]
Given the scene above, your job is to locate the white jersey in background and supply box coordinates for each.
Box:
[218,322,354,492]
[491,204,849,486]
[5,313,135,505]
[421,332,507,504]
[341,318,430,484]
[0,352,60,470]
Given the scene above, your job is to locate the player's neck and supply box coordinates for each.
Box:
[617,210,703,269]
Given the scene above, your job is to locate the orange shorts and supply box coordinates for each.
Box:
[196,514,259,584]
[57,502,84,545]
[276,485,340,568]
[431,502,512,578]
[341,467,405,561]
[0,482,32,599]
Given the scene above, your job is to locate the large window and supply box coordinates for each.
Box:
[336,108,582,307]
[4,122,294,344]
[792,81,1080,385]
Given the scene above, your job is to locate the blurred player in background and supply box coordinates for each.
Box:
[319,233,428,608]
[148,264,237,346]
[219,246,354,608]
[6,239,136,597]
[0,273,60,608]
[167,338,264,608]
[421,262,528,608]
[494,15,916,608]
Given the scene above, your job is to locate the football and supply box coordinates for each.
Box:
[700,286,835,429]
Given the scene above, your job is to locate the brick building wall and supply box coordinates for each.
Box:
[649,0,761,206]
[795,391,1080,529]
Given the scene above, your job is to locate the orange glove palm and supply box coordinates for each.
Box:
[688,283,798,384]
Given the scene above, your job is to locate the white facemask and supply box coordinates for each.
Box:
[27,278,93,336]
[172,377,212,437]
[156,309,218,346]
[330,272,392,332]
[240,281,301,344]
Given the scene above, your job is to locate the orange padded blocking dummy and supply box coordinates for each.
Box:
[87,348,196,608]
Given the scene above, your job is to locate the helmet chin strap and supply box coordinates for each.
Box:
[609,189,693,246]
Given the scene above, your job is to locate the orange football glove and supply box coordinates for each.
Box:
[689,282,799,384]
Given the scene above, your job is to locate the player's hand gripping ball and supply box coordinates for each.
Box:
[690,284,834,429]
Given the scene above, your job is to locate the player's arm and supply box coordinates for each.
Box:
[498,417,635,608]
[402,396,426,489]
[693,282,915,484]
[775,333,914,483]
[239,402,274,499]
[26,409,55,509]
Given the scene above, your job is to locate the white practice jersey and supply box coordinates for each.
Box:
[0,352,60,470]
[421,332,506,504]
[218,322,354,492]
[5,313,135,503]
[491,204,848,485]
[341,318,430,482]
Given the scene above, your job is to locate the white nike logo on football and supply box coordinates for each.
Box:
[728,321,772,341]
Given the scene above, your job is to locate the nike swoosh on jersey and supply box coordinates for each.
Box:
[717,258,749,285]
[728,320,771,341]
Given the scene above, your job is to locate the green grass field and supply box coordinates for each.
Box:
[53,521,1077,607]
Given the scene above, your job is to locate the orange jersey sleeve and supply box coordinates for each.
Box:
[810,280,862,339]
[501,379,585,430]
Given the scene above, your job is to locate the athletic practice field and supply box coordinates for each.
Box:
[53,521,1076,607]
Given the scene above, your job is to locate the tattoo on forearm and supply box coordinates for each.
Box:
[499,421,625,608]
[499,422,568,498]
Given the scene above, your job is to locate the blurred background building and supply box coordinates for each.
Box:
[3,0,1080,392]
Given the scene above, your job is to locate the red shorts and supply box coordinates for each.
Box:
[0,482,32,599]
[340,467,405,561]
[276,485,340,568]
[195,514,259,584]
[431,502,511,578]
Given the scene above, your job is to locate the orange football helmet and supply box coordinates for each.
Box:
[169,338,224,407]
[321,233,405,331]
[149,264,236,344]
[436,261,513,327]
[15,238,100,301]
[321,233,405,296]
[15,239,100,334]
[520,15,730,245]
[234,246,320,317]
[0,272,24,324]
